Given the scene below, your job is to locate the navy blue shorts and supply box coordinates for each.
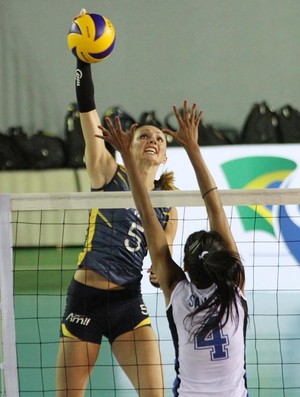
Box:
[60,278,151,344]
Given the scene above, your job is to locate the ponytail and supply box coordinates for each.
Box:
[157,171,177,191]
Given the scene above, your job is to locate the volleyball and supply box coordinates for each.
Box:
[67,13,116,63]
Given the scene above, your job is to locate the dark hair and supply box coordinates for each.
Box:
[183,230,248,339]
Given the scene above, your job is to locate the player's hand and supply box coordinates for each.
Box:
[163,100,202,148]
[74,8,87,20]
[96,116,138,154]
[147,266,160,289]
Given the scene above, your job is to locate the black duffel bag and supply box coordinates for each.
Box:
[0,130,28,170]
[277,104,300,143]
[240,102,280,144]
[9,127,66,169]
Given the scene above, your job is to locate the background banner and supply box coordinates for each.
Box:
[118,144,300,293]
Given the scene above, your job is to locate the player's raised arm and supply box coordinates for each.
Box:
[163,100,243,291]
[72,9,117,189]
[163,100,238,254]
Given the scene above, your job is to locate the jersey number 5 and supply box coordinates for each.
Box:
[125,222,145,252]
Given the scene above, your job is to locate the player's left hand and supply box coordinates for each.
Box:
[163,100,202,148]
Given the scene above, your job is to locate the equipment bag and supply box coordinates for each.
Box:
[164,110,233,146]
[277,104,300,143]
[139,110,163,129]
[64,103,85,168]
[240,102,280,144]
[0,130,28,170]
[9,127,66,169]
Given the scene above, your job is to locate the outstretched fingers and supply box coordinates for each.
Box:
[184,100,203,126]
[193,105,203,130]
[95,117,137,154]
[162,105,184,138]
[163,100,203,146]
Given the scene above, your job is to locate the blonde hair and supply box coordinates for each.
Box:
[157,171,177,191]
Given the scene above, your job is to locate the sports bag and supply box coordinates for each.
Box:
[277,104,300,143]
[139,110,163,129]
[64,103,85,168]
[164,110,233,146]
[240,102,280,144]
[0,130,28,170]
[9,127,66,169]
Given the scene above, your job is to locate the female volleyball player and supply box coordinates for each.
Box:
[99,100,249,397]
[56,12,177,397]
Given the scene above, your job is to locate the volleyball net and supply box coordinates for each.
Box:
[1,188,300,397]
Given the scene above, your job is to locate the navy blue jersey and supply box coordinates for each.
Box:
[77,165,171,288]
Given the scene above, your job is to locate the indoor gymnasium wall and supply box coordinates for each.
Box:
[1,0,300,139]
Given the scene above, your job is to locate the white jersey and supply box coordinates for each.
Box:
[166,280,248,397]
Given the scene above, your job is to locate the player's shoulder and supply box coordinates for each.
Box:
[172,279,190,297]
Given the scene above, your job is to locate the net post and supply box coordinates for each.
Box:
[0,194,19,397]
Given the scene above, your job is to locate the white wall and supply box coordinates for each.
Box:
[1,0,300,137]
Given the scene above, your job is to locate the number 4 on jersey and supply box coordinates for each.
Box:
[195,326,229,361]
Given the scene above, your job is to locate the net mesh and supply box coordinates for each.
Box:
[1,189,300,397]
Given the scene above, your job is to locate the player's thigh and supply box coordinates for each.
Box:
[56,337,100,396]
[112,326,164,394]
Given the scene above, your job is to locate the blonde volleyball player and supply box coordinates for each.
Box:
[56,9,178,397]
[99,100,249,397]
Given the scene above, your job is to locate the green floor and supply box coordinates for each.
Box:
[3,247,300,396]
